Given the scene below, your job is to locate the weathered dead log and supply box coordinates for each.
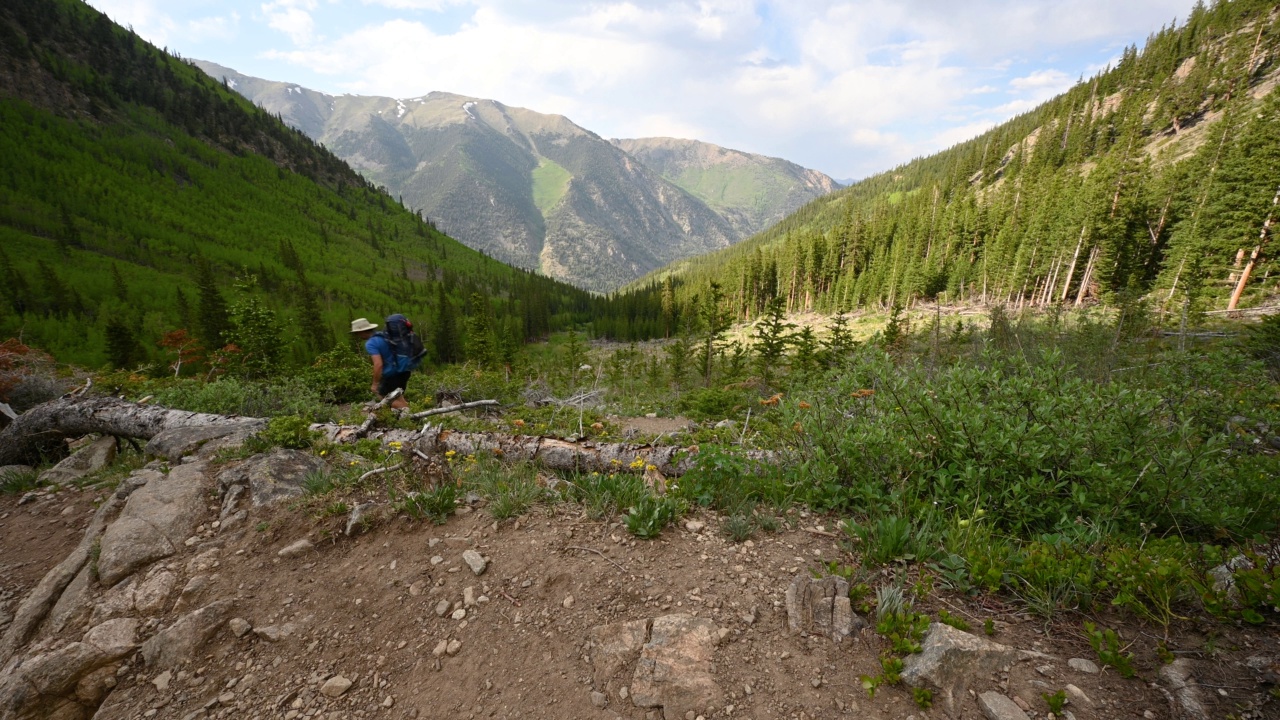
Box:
[412,427,773,478]
[355,388,403,439]
[408,399,499,419]
[0,395,256,466]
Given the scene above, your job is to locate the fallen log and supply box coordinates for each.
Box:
[409,399,500,419]
[0,395,257,466]
[2,395,770,478]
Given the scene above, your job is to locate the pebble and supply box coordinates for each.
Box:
[434,600,450,617]
[685,520,706,533]
[430,556,444,566]
[432,640,448,657]
[462,550,488,575]
[409,581,427,596]
[152,671,172,692]
[1068,658,1100,674]
[277,539,313,558]
[451,608,467,620]
[464,586,477,608]
[446,639,462,656]
[383,696,394,708]
[563,595,575,609]
[319,675,352,698]
[591,691,608,708]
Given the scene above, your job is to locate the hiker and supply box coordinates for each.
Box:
[350,316,424,409]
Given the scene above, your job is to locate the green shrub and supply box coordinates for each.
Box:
[395,484,457,525]
[625,495,685,539]
[677,387,746,420]
[570,471,649,520]
[259,415,320,449]
[1084,622,1136,678]
[787,345,1278,541]
[723,513,755,543]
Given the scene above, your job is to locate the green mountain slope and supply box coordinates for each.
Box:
[0,0,591,369]
[617,1,1280,325]
[611,137,840,239]
[193,62,838,293]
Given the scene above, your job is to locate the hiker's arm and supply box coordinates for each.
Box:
[370,353,384,395]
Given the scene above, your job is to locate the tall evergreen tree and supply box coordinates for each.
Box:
[196,260,231,349]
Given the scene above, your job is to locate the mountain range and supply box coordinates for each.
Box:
[193,61,838,293]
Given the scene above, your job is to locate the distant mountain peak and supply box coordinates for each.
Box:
[195,62,838,292]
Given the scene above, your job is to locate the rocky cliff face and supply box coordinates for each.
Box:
[194,62,836,292]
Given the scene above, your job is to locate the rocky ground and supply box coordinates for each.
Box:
[1,426,1278,720]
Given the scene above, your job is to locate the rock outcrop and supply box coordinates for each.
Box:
[38,436,116,486]
[97,463,208,586]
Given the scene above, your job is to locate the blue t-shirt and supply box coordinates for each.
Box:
[365,334,395,369]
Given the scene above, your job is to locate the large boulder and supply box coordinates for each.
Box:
[629,614,722,720]
[145,421,264,461]
[216,449,325,507]
[902,623,1019,717]
[38,437,116,486]
[0,619,138,719]
[96,463,208,586]
[140,600,234,670]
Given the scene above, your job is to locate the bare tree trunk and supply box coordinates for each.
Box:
[1075,246,1100,305]
[0,396,253,466]
[1228,184,1280,311]
[1060,225,1087,302]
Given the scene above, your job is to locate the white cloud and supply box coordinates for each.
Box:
[92,0,1202,178]
[262,0,317,45]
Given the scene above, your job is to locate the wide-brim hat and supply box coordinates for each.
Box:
[350,318,378,333]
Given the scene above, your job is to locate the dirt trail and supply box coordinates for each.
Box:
[3,473,1277,720]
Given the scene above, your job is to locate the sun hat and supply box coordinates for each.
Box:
[349,318,378,333]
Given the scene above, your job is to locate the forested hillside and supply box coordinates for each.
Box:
[610,0,1280,332]
[0,0,594,369]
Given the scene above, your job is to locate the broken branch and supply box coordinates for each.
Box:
[408,399,500,419]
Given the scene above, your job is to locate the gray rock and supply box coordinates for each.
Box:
[277,539,313,558]
[46,564,93,634]
[345,502,375,536]
[434,600,450,617]
[1159,658,1209,720]
[145,421,265,461]
[39,436,117,486]
[219,484,246,521]
[978,691,1030,720]
[320,675,352,697]
[462,550,488,575]
[134,568,178,615]
[629,614,722,720]
[254,623,297,642]
[140,599,234,670]
[216,449,325,508]
[591,690,608,708]
[902,623,1019,717]
[445,639,462,656]
[82,618,140,659]
[1067,657,1100,674]
[97,463,208,586]
[589,619,652,690]
[0,464,33,480]
[784,574,861,642]
[228,618,252,638]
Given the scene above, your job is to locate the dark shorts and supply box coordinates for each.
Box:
[378,372,410,397]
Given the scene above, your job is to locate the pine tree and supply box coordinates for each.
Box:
[821,310,856,366]
[752,296,794,384]
[196,260,231,349]
[433,285,460,364]
[791,326,820,377]
[104,316,138,368]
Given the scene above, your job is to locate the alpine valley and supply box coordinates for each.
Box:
[194,61,839,293]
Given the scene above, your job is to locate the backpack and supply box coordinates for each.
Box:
[381,313,426,374]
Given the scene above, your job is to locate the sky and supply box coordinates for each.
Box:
[85,0,1199,181]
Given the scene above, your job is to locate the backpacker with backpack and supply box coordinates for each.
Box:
[380,313,427,374]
